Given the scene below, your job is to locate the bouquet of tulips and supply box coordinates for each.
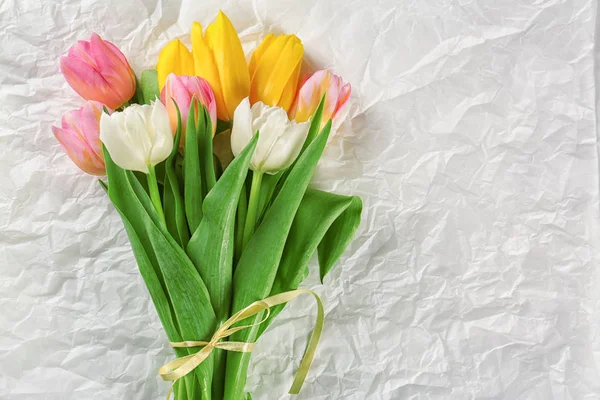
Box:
[52,11,361,400]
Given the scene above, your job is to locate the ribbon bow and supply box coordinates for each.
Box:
[159,289,324,398]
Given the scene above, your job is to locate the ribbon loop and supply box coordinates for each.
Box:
[158,289,324,399]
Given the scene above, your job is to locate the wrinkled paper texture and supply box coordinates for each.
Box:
[1,0,599,399]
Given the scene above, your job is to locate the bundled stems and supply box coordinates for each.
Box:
[147,164,166,226]
[242,171,263,250]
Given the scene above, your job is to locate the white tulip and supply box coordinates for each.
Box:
[231,97,310,175]
[100,101,173,173]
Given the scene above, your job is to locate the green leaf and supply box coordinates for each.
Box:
[302,93,327,152]
[223,121,332,400]
[163,104,190,248]
[187,134,258,400]
[98,179,108,193]
[184,100,203,233]
[257,188,362,336]
[140,69,160,104]
[103,146,216,398]
[200,107,217,196]
[187,134,257,320]
[317,192,362,281]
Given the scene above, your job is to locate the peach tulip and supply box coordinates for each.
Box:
[60,33,136,109]
[290,70,351,129]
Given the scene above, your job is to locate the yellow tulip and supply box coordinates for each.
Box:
[192,12,250,121]
[156,39,194,90]
[249,34,304,113]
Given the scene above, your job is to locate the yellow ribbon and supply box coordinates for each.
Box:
[158,289,324,398]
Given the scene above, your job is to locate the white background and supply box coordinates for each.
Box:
[1,0,599,399]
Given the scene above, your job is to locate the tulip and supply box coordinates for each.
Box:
[231,97,310,249]
[99,101,173,174]
[52,101,110,175]
[290,70,351,130]
[249,34,304,113]
[191,12,250,121]
[231,97,310,175]
[60,33,136,109]
[160,73,217,140]
[156,39,195,91]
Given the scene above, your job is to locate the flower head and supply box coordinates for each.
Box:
[100,101,173,173]
[160,73,217,141]
[231,98,309,174]
[52,101,110,175]
[191,11,250,121]
[290,70,351,130]
[60,33,136,109]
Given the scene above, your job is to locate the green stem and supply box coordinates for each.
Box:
[242,171,263,250]
[147,164,166,226]
[176,378,186,400]
[235,183,248,264]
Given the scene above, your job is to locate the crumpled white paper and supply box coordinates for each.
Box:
[1,0,599,399]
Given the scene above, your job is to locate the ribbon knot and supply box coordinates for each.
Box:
[158,289,324,398]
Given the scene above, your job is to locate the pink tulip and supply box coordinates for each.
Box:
[290,70,351,130]
[60,33,136,109]
[160,73,217,141]
[52,101,111,175]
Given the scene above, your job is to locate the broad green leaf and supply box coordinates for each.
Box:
[223,121,332,400]
[163,105,189,248]
[258,188,362,336]
[103,146,216,398]
[317,193,362,281]
[184,101,203,233]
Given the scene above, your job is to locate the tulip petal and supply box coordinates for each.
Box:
[148,101,174,166]
[192,22,228,120]
[156,39,194,90]
[89,34,136,98]
[52,125,105,175]
[333,83,352,129]
[250,34,303,110]
[205,11,250,119]
[248,33,275,80]
[100,109,149,173]
[279,61,302,115]
[231,97,254,158]
[78,101,108,160]
[161,73,193,133]
[257,114,309,174]
[61,56,121,108]
[187,77,218,133]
